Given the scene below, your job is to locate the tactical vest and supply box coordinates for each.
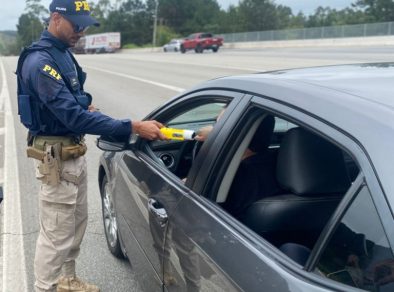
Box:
[16,39,92,134]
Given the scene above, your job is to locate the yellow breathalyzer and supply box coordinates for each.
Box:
[160,127,196,141]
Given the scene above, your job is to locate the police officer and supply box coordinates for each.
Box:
[16,0,165,291]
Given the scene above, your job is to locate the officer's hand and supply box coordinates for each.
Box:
[88,105,99,112]
[132,120,167,140]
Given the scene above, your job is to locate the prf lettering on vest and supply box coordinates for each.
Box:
[42,65,62,80]
[75,1,90,11]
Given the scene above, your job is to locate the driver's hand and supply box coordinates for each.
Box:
[195,125,213,141]
[132,120,166,140]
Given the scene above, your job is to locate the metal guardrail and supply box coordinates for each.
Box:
[222,22,394,43]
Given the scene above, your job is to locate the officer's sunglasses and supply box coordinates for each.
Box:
[60,15,88,33]
[73,24,89,33]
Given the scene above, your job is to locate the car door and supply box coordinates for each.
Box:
[177,95,393,292]
[113,91,245,290]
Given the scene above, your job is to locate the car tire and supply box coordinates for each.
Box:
[163,48,167,52]
[181,45,186,53]
[100,175,125,259]
[213,47,219,53]
[195,45,203,53]
[174,47,178,52]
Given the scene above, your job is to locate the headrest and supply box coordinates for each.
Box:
[248,115,275,153]
[276,127,350,196]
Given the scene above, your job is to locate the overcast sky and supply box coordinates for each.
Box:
[1,0,354,31]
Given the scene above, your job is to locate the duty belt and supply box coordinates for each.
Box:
[32,135,83,150]
[27,135,87,161]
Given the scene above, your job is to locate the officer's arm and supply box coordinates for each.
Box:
[33,60,131,136]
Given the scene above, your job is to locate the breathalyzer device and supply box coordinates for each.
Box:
[160,127,196,141]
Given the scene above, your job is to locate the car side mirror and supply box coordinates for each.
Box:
[96,135,131,152]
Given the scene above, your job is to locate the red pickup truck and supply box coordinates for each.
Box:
[181,32,224,53]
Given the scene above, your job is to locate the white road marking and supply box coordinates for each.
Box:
[84,65,186,93]
[0,58,28,291]
[109,54,261,72]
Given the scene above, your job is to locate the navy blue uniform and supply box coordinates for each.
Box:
[17,30,131,137]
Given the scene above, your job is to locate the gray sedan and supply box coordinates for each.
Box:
[163,39,183,52]
[97,63,394,292]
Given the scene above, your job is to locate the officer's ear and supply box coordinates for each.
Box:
[50,12,62,26]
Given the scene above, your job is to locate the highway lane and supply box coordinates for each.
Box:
[1,46,392,291]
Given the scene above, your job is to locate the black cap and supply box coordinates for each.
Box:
[49,0,99,27]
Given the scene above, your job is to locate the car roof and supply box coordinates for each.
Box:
[203,63,394,108]
[193,62,394,207]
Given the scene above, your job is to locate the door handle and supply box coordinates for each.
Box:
[148,198,168,227]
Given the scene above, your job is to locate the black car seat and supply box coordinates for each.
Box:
[224,115,281,217]
[241,127,351,248]
[279,243,311,266]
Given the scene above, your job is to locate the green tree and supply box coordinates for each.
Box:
[352,0,394,22]
[16,0,48,50]
[158,0,220,35]
[183,0,221,33]
[238,0,279,31]
[276,5,293,29]
[306,7,338,27]
[288,12,307,28]
[26,0,48,17]
[17,13,44,49]
[102,0,153,46]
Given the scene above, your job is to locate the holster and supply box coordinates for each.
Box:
[37,144,61,186]
[27,136,87,186]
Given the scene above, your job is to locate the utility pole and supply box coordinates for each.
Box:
[152,0,159,48]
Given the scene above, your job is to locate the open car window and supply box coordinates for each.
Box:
[168,103,226,130]
[145,101,228,179]
[213,109,373,268]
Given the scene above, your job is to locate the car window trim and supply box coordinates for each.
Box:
[135,90,246,187]
[305,174,365,271]
[191,94,253,195]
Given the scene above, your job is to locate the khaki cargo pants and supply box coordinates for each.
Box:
[34,156,88,292]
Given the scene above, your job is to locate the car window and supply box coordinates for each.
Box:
[145,101,228,179]
[201,33,212,38]
[169,103,226,127]
[214,110,360,264]
[274,117,297,132]
[316,186,394,291]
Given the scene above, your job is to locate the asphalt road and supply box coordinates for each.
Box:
[0,46,393,292]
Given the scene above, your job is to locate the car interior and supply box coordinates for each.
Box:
[216,113,360,264]
[147,103,360,265]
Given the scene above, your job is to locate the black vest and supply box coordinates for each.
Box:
[16,39,92,133]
